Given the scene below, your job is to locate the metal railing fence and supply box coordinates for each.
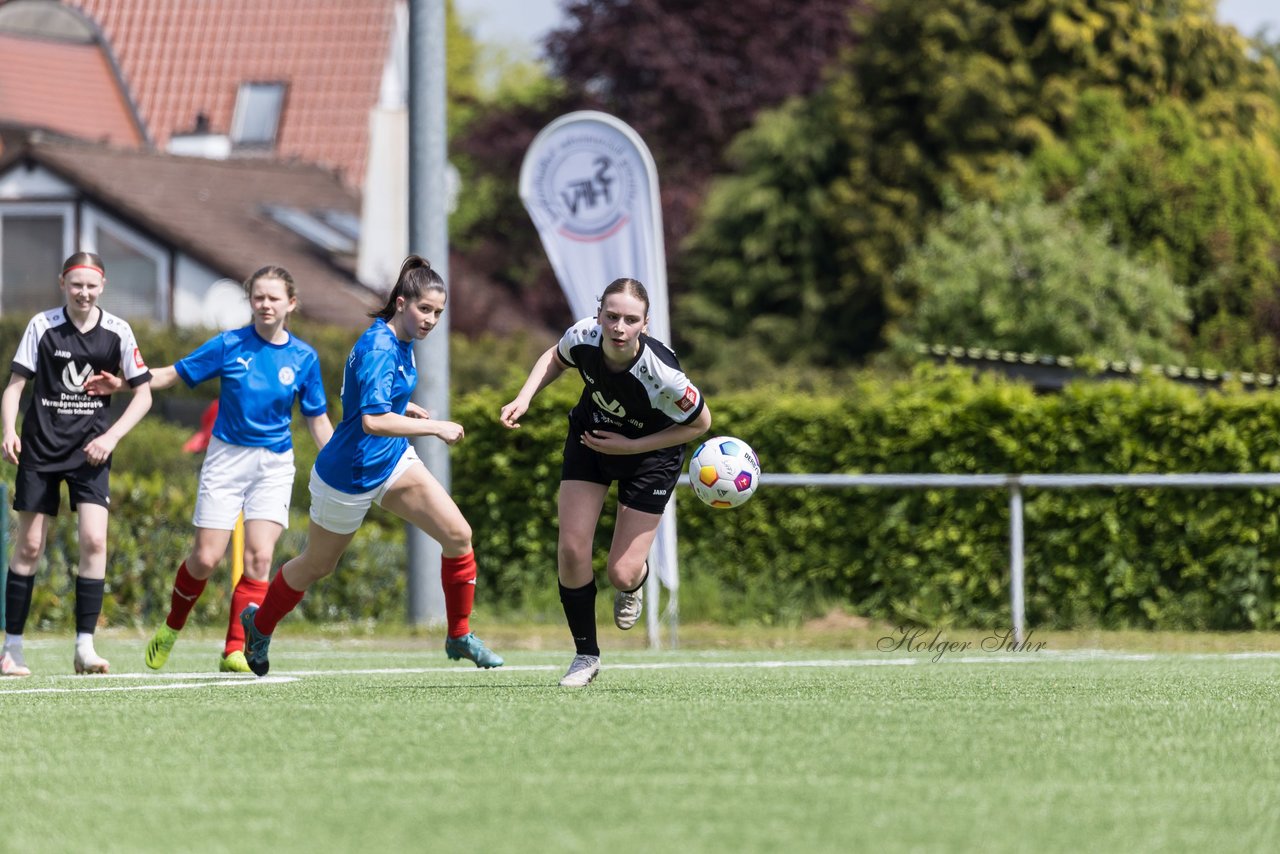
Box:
[753,473,1280,644]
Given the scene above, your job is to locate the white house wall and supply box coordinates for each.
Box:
[174,255,250,330]
[0,163,76,200]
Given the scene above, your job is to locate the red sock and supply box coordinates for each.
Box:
[442,551,477,639]
[165,562,207,631]
[224,576,269,655]
[252,567,306,636]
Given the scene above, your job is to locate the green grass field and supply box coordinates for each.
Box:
[2,629,1278,853]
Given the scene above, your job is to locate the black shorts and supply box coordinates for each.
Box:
[13,462,111,515]
[561,421,684,515]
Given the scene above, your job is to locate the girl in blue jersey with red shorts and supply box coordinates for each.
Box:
[89,266,334,672]
[239,255,502,675]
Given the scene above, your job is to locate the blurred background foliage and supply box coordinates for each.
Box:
[447,0,1280,379]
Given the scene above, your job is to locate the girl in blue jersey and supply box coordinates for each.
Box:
[239,255,502,675]
[501,278,712,687]
[88,267,333,673]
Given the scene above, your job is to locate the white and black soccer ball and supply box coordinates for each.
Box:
[688,436,761,509]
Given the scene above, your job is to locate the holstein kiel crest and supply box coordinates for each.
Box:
[532,133,639,242]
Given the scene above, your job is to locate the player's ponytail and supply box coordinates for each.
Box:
[370,254,446,321]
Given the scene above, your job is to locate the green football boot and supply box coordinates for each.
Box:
[444,633,504,668]
[240,604,272,676]
[145,625,179,670]
[219,649,252,673]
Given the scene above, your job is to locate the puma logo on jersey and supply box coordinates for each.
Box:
[235,356,253,370]
[592,391,626,418]
[397,365,411,381]
[61,361,92,393]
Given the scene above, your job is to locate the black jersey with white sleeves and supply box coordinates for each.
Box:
[555,317,704,441]
[9,306,151,471]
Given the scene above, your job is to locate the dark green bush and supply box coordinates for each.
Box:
[9,359,1280,632]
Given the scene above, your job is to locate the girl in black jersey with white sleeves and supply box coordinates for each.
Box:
[0,252,153,676]
[501,278,711,687]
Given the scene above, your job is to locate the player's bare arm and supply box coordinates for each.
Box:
[1,373,26,464]
[84,382,152,465]
[306,413,335,450]
[85,364,176,395]
[501,345,567,429]
[361,411,465,445]
[582,404,713,456]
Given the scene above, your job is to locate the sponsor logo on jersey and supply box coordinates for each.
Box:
[236,356,253,370]
[278,366,296,385]
[592,392,626,418]
[61,360,92,393]
[55,349,72,358]
[676,386,698,412]
[133,347,146,369]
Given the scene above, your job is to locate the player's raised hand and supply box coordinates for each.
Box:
[2,431,20,465]
[500,398,528,429]
[433,420,465,445]
[84,371,124,397]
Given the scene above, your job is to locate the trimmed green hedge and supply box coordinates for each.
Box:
[8,361,1280,631]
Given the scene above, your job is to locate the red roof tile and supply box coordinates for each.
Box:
[0,31,143,146]
[63,0,395,186]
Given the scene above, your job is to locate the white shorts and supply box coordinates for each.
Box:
[192,436,296,530]
[308,446,420,535]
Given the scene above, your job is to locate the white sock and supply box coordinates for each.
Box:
[4,633,23,655]
[75,632,96,655]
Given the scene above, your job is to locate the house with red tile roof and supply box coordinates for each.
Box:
[0,0,410,328]
[0,1,146,147]
[52,0,397,187]
[0,127,378,327]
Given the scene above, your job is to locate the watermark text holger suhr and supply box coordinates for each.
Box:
[877,627,1047,663]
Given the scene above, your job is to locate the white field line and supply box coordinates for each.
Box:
[0,675,296,695]
[0,648,1275,695]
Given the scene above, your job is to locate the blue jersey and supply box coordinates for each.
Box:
[175,326,327,453]
[314,319,416,493]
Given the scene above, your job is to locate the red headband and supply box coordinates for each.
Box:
[63,265,104,276]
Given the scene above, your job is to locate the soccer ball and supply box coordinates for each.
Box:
[688,436,761,509]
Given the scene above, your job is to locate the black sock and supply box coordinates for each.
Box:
[74,577,105,635]
[5,572,36,636]
[559,580,599,657]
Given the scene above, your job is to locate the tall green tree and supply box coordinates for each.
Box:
[887,182,1190,363]
[1030,89,1280,367]
[683,0,1279,365]
[451,0,862,332]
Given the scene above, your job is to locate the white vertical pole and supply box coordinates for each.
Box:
[1008,479,1026,646]
[645,569,661,649]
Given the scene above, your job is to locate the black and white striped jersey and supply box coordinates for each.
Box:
[555,317,704,440]
[9,306,151,471]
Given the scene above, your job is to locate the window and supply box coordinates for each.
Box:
[231,82,286,146]
[264,205,356,254]
[0,204,73,316]
[82,208,169,322]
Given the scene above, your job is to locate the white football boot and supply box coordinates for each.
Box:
[558,654,600,688]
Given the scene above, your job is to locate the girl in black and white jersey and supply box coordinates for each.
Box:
[0,252,153,676]
[500,278,711,687]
